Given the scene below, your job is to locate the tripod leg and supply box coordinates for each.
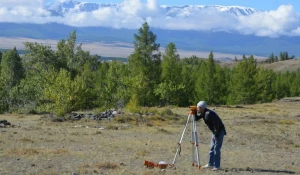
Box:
[192,115,201,169]
[172,114,191,166]
[191,116,195,166]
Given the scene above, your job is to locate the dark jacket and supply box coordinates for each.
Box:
[196,108,227,137]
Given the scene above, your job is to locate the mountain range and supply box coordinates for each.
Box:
[1,0,300,58]
[46,0,258,17]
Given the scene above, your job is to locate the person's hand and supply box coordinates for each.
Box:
[193,109,197,114]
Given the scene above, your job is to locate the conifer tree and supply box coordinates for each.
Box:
[128,22,161,106]
[194,51,224,105]
[290,69,300,96]
[268,53,275,63]
[256,68,276,102]
[0,47,25,112]
[178,56,202,106]
[227,55,257,104]
[155,42,184,105]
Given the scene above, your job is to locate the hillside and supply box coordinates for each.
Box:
[220,59,300,72]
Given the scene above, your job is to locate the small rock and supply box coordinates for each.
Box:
[72,172,79,175]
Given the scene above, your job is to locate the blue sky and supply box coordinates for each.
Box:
[74,0,299,11]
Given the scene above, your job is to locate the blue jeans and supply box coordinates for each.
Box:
[208,130,225,168]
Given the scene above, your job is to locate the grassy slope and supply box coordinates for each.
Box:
[221,59,300,72]
[0,100,299,175]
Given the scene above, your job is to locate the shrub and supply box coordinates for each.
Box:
[126,93,141,113]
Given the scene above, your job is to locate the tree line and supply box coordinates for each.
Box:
[267,52,295,63]
[0,22,299,116]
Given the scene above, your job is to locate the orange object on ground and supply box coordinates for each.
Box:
[158,163,168,169]
[144,160,168,169]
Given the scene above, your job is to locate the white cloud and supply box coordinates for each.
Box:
[147,0,158,11]
[237,5,300,37]
[0,0,299,37]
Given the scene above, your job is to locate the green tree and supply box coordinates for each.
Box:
[128,22,161,106]
[275,56,278,62]
[155,42,184,105]
[94,62,109,108]
[279,51,292,61]
[273,72,289,99]
[227,55,258,104]
[103,61,129,108]
[194,51,225,105]
[255,68,276,103]
[0,48,25,112]
[234,56,238,62]
[55,30,99,78]
[56,30,77,70]
[177,56,202,106]
[44,69,73,116]
[9,73,43,113]
[24,42,58,72]
[72,62,98,111]
[268,53,275,63]
[290,69,300,96]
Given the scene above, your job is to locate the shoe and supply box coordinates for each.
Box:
[202,164,213,168]
[212,167,220,171]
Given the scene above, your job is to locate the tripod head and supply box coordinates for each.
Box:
[189,106,197,114]
[189,106,197,111]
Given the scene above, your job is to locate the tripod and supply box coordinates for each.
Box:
[172,106,201,170]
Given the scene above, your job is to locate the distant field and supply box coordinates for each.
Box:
[0,99,300,175]
[0,37,267,60]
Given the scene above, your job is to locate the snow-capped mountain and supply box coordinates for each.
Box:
[47,0,119,16]
[161,5,258,17]
[46,0,259,17]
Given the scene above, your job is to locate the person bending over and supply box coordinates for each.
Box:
[195,101,227,171]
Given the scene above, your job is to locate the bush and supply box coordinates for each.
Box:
[126,94,141,113]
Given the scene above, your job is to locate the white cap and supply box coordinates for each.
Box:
[197,101,207,109]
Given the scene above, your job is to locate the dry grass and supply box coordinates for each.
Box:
[0,100,300,175]
[221,59,300,72]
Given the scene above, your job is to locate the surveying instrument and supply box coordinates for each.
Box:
[172,106,201,170]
